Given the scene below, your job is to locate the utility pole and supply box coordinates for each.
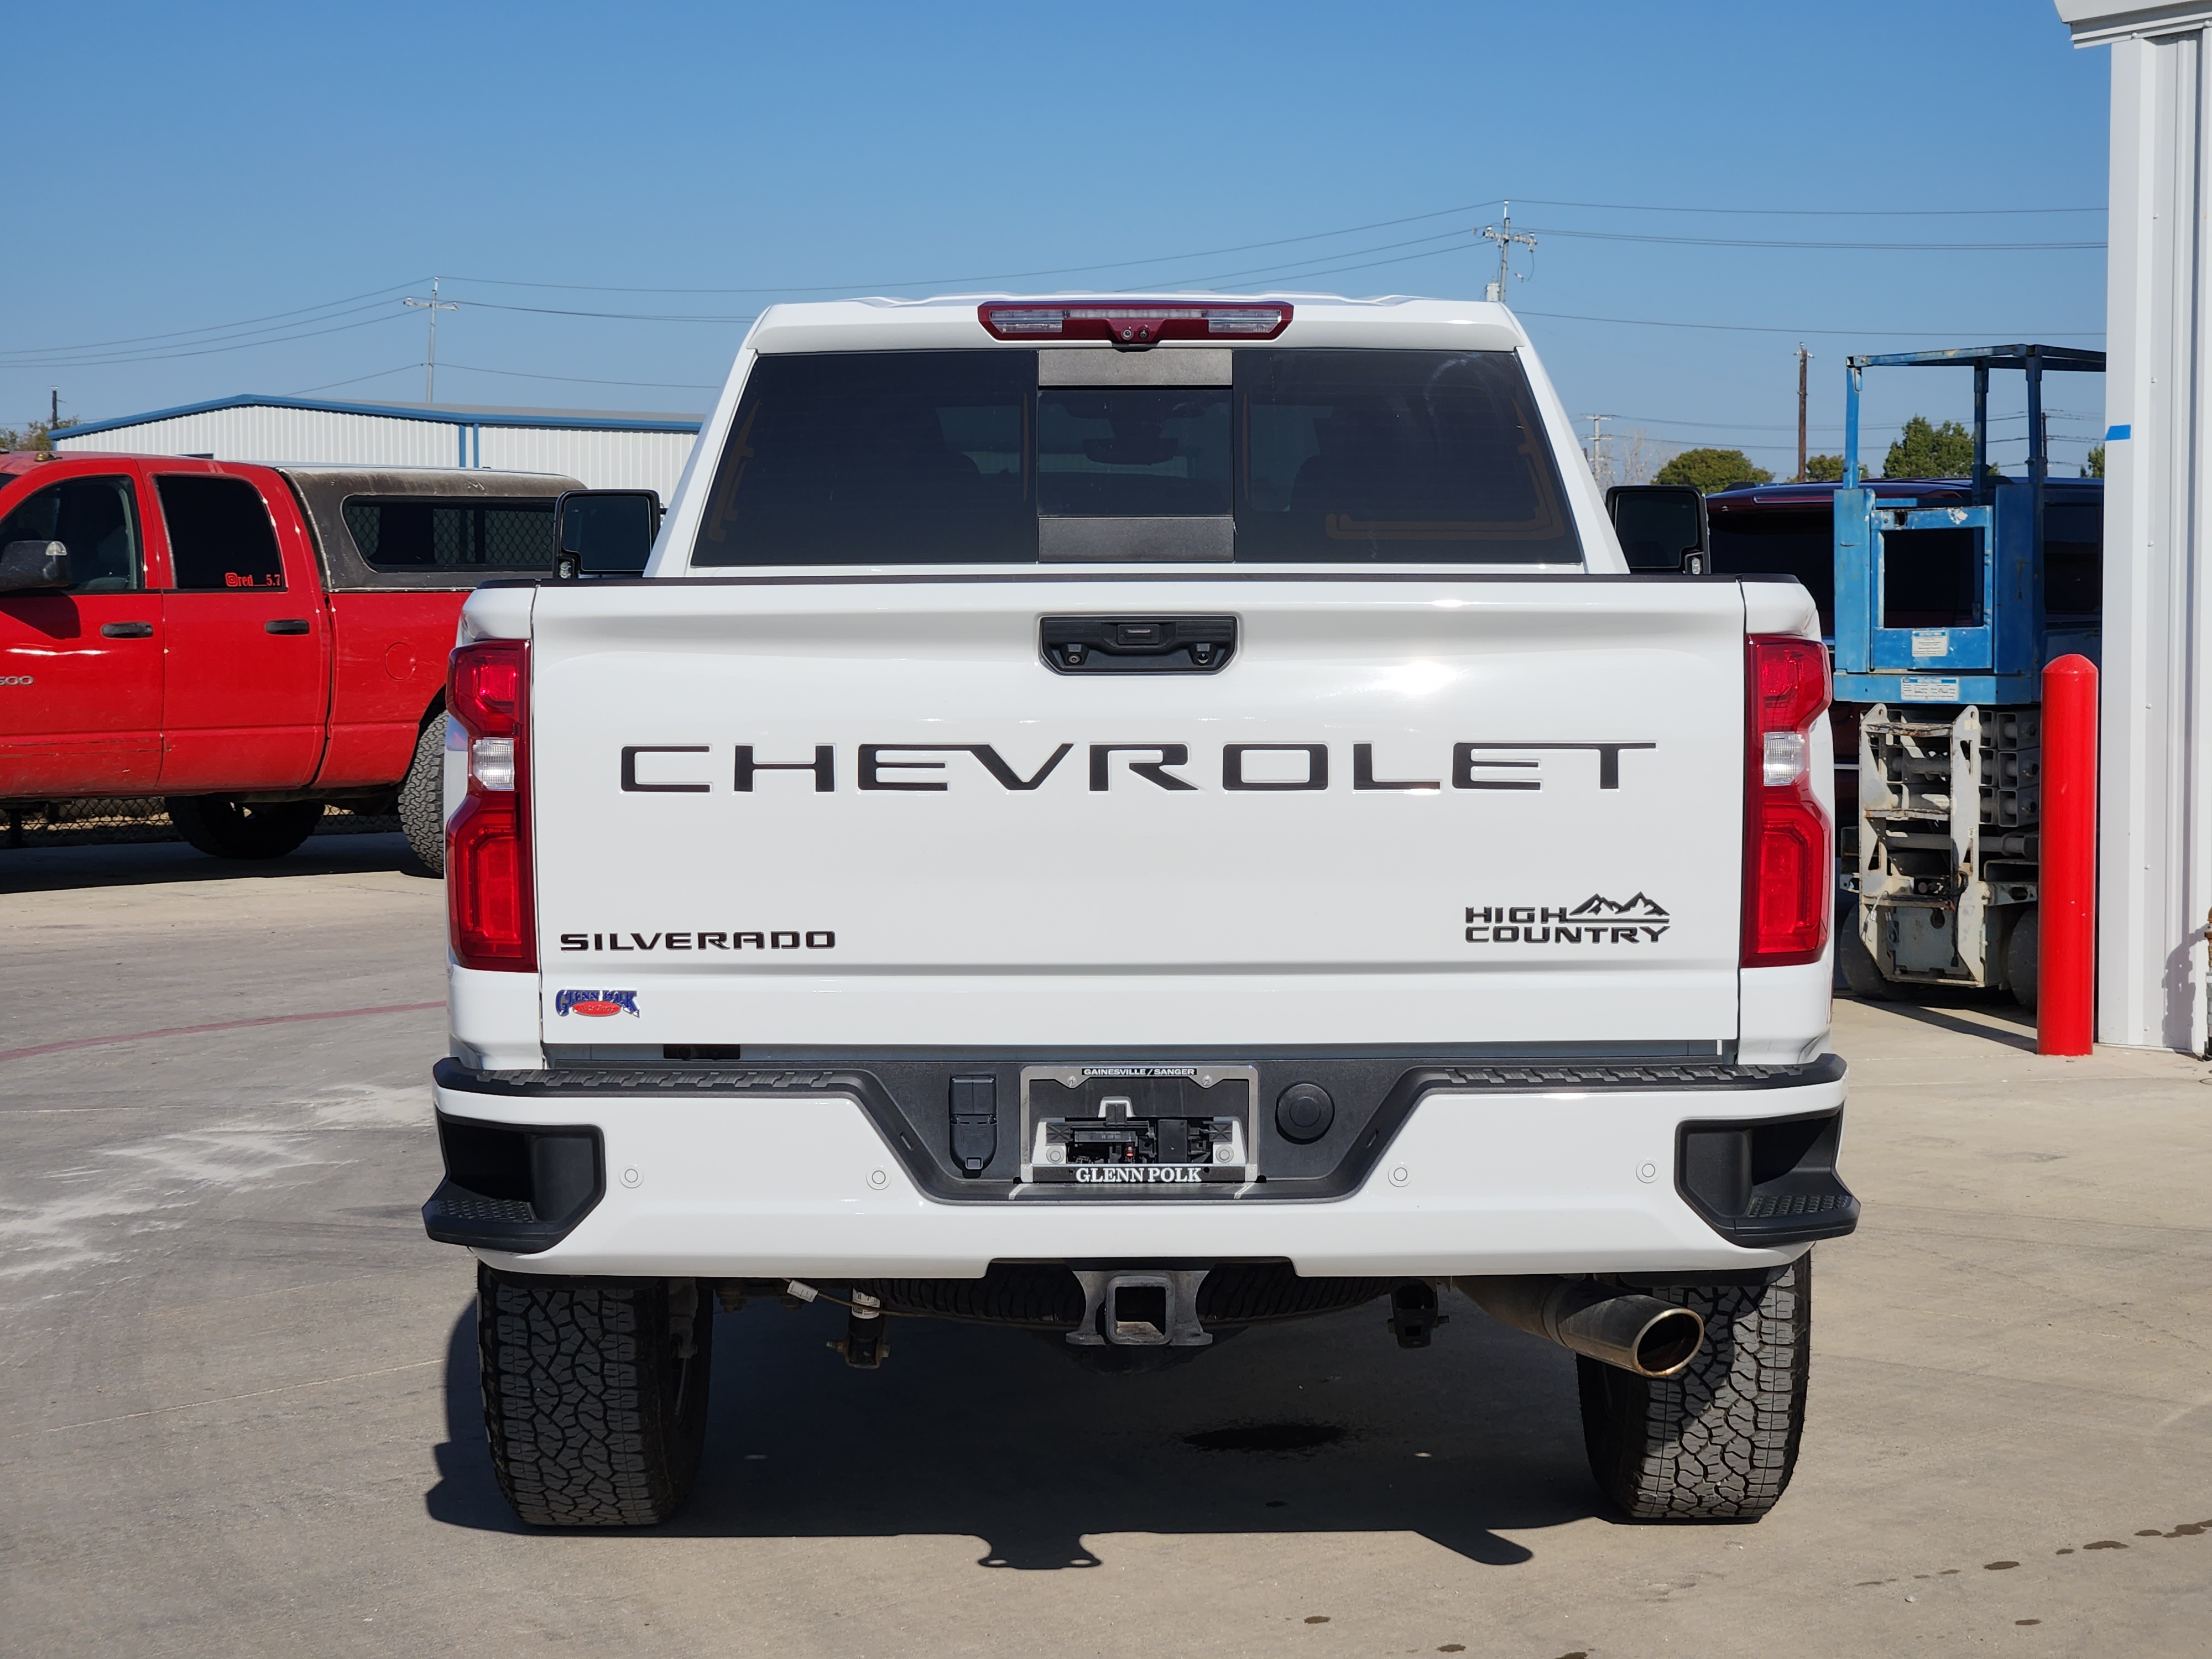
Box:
[403,278,460,403]
[1478,201,1538,302]
[50,388,59,429]
[1584,412,1610,483]
[1794,345,1811,482]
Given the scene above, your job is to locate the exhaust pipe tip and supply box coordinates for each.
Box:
[1623,1304,1704,1378]
[1454,1276,1708,1379]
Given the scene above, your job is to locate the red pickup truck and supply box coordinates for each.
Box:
[0,451,584,870]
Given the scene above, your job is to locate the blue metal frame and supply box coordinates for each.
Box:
[56,392,703,441]
[1833,345,2104,707]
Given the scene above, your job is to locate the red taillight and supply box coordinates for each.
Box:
[1743,635,1832,968]
[977,300,1292,344]
[447,639,534,972]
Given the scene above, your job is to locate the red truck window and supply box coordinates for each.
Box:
[156,476,285,591]
[0,476,141,592]
[341,496,557,572]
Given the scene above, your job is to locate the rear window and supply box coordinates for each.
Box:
[342,496,556,572]
[1708,507,1835,628]
[691,348,1580,566]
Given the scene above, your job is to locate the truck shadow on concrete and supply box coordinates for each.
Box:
[1844,988,2038,1052]
[0,832,432,894]
[426,1292,1603,1566]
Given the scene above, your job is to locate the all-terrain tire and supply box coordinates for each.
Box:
[2007,906,2039,1010]
[478,1266,714,1528]
[164,795,324,860]
[398,712,446,875]
[1577,1254,1812,1521]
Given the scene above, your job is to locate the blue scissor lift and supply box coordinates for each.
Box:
[1832,345,2104,1001]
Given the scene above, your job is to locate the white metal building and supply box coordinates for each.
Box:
[53,394,702,499]
[2056,3,2212,1052]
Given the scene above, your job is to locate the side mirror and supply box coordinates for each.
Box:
[0,539,70,592]
[552,491,661,580]
[1605,484,1709,576]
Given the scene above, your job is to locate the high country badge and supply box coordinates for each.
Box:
[555,989,640,1018]
[1464,893,1671,945]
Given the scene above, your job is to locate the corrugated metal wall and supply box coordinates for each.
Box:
[56,405,698,497]
[475,425,697,493]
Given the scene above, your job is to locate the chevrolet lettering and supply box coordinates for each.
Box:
[424,291,1853,1535]
[617,740,1659,793]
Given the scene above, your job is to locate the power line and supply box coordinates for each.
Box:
[434,197,2110,299]
[1511,196,2102,218]
[8,311,413,371]
[1519,306,2103,339]
[446,204,1504,295]
[461,299,758,324]
[1521,226,2104,252]
[437,359,721,390]
[0,283,420,362]
[286,363,422,395]
[1608,409,2101,433]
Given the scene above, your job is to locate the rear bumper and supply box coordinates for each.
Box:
[426,1056,1854,1279]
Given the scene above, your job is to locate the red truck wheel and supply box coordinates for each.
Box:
[398,713,447,876]
[165,796,324,860]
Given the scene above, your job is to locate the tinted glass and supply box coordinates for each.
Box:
[0,475,140,592]
[343,497,556,571]
[688,347,1583,566]
[1881,528,1981,629]
[2043,498,2101,618]
[1610,489,1703,571]
[1235,349,1578,562]
[558,493,656,574]
[694,351,1036,565]
[156,475,284,591]
[1708,508,1835,629]
[1037,388,1231,517]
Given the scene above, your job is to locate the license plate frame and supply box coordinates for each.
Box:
[1018,1064,1259,1189]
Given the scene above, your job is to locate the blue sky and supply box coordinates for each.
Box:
[3,1,2109,474]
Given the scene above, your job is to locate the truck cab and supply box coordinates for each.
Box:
[0,452,585,865]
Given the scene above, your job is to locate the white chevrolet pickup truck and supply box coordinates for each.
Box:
[422,294,1855,1529]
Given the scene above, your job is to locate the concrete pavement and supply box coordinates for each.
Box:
[3,838,2207,1656]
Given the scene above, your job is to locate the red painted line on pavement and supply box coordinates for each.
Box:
[0,1001,444,1064]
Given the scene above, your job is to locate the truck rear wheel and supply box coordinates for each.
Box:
[1576,1254,1810,1521]
[1836,912,1892,1000]
[398,712,446,875]
[2007,907,2039,1010]
[164,796,324,860]
[477,1266,713,1528]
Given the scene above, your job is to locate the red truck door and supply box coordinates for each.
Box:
[150,469,330,793]
[0,468,165,797]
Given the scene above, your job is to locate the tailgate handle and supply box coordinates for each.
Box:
[1041,615,1235,674]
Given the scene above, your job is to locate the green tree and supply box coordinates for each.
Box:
[2084,443,2105,479]
[1653,447,1772,493]
[1804,453,1848,482]
[0,416,77,453]
[1883,415,1975,479]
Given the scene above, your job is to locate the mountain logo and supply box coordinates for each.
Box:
[1464,895,1671,946]
[1567,892,1670,920]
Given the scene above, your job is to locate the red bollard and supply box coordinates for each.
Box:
[2038,655,2098,1055]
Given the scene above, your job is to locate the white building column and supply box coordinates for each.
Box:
[2059,3,2212,1052]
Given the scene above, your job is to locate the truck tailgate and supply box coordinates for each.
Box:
[526,577,1746,1051]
